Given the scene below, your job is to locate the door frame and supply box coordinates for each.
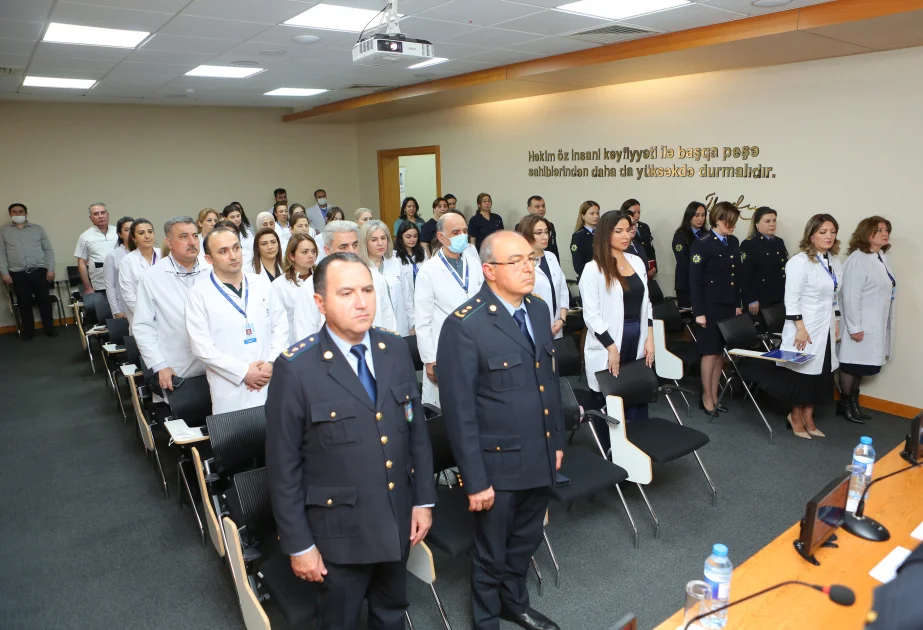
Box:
[377,145,441,230]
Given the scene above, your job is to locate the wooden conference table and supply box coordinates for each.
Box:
[654,442,923,630]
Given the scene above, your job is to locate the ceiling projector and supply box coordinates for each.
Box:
[351,1,434,66]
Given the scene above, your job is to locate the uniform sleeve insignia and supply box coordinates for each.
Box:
[692,254,702,264]
[372,326,401,338]
[281,336,319,361]
[570,243,578,252]
[675,244,683,252]
[741,252,748,262]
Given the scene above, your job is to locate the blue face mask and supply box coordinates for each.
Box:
[448,233,468,254]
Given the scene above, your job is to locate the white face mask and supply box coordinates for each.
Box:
[11,216,26,224]
[316,197,327,207]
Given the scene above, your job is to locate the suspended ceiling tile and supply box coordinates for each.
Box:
[417,0,543,27]
[33,41,133,62]
[0,20,44,41]
[158,15,273,41]
[50,1,175,32]
[441,26,545,48]
[398,17,484,42]
[182,0,312,25]
[0,0,54,23]
[126,47,216,66]
[75,0,191,12]
[141,34,238,55]
[507,35,600,55]
[29,56,119,74]
[0,52,30,69]
[622,3,747,32]
[249,24,359,48]
[391,0,454,15]
[493,7,614,36]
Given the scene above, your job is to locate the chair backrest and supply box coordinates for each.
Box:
[232,467,276,540]
[127,373,156,452]
[123,335,141,366]
[761,303,785,335]
[403,334,424,372]
[566,279,581,307]
[82,293,100,327]
[648,277,665,305]
[651,299,683,334]
[221,516,272,630]
[651,319,683,380]
[595,359,659,407]
[717,313,761,351]
[558,378,582,431]
[425,413,457,473]
[66,265,81,288]
[93,294,112,324]
[207,407,267,474]
[167,374,212,427]
[105,318,130,345]
[553,335,581,378]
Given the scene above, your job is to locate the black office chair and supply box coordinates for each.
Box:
[404,334,424,372]
[553,335,582,378]
[565,279,581,308]
[760,303,785,344]
[166,375,212,428]
[554,379,638,549]
[596,362,715,537]
[648,277,665,305]
[716,314,787,444]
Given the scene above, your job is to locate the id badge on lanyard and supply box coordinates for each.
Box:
[816,255,838,309]
[211,273,257,344]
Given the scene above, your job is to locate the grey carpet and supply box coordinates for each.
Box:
[0,328,909,630]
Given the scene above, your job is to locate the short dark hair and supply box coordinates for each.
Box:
[620,198,640,213]
[314,189,326,198]
[8,203,26,213]
[527,195,544,208]
[203,225,239,256]
[444,194,456,203]
[273,202,288,213]
[313,252,370,297]
[274,188,286,197]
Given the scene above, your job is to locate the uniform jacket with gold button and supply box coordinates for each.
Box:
[689,230,743,315]
[265,326,436,564]
[436,284,565,496]
[739,233,788,307]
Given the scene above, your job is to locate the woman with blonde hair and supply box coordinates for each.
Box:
[570,200,600,278]
[272,233,318,344]
[354,207,374,226]
[195,208,220,262]
[837,216,895,423]
[778,214,842,438]
[359,219,411,336]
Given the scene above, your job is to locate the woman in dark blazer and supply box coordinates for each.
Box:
[690,202,743,415]
[740,206,787,328]
[570,200,599,278]
[671,201,707,308]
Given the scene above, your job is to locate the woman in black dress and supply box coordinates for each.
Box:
[740,206,787,329]
[671,201,707,308]
[689,202,743,415]
[467,192,503,252]
[570,200,600,278]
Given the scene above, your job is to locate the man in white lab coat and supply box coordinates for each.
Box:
[186,227,289,415]
[292,220,396,341]
[133,216,212,396]
[414,212,484,405]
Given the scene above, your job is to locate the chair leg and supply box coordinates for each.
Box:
[635,484,660,538]
[405,609,415,630]
[152,445,169,499]
[430,584,452,630]
[542,530,560,587]
[711,376,732,424]
[723,352,774,445]
[693,451,718,507]
[674,380,690,417]
[530,556,543,597]
[615,484,640,549]
[85,335,96,373]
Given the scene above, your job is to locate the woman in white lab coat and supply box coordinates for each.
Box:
[519,214,569,339]
[288,209,325,266]
[579,210,654,445]
[837,216,896,423]
[273,202,291,248]
[103,216,133,319]
[250,227,283,282]
[118,218,158,324]
[223,204,253,267]
[394,220,428,334]
[779,214,842,439]
[272,233,318,345]
[359,220,412,336]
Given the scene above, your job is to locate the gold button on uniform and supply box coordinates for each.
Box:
[503,362,508,367]
[326,499,333,505]
[535,362,540,368]
[381,436,388,444]
[386,460,393,469]
[330,411,336,418]
[539,385,545,392]
[323,351,334,360]
[496,447,501,451]
[379,342,386,350]
[546,432,551,438]
[388,482,395,490]
[544,409,549,416]
[376,412,382,420]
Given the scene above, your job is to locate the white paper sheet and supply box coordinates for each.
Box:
[163,419,205,443]
[120,364,138,376]
[869,546,912,584]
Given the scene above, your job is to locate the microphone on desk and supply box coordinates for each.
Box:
[682,580,855,630]
[843,460,922,542]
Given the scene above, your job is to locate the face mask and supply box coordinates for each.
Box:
[316,197,327,207]
[11,216,26,224]
[447,233,468,254]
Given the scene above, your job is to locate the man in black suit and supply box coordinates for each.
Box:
[525,196,558,258]
[437,231,564,630]
[266,252,437,630]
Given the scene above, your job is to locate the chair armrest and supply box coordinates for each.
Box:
[657,384,698,397]
[585,409,620,426]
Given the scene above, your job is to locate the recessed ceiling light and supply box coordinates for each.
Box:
[43,22,150,48]
[185,65,264,78]
[230,60,261,67]
[407,57,448,70]
[258,49,288,56]
[291,35,321,45]
[751,0,792,6]
[264,88,329,97]
[23,76,96,89]
[285,4,388,32]
[556,0,690,21]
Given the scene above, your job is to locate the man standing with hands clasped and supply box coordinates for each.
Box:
[438,230,565,630]
[266,252,436,630]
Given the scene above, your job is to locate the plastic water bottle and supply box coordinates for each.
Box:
[702,544,733,629]
[846,436,876,513]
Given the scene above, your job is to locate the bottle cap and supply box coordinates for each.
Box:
[712,543,728,557]
[860,436,872,445]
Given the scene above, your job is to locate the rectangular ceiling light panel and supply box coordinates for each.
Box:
[285,4,388,32]
[407,57,448,69]
[185,65,265,78]
[23,76,97,89]
[265,88,328,96]
[43,22,150,48]
[556,0,690,21]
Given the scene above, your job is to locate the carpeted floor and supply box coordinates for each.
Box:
[0,327,909,630]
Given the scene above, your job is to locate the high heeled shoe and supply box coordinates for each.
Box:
[787,413,811,440]
[806,426,826,438]
[699,398,717,416]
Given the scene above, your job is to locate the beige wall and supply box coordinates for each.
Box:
[0,101,359,327]
[398,154,438,215]
[355,46,923,407]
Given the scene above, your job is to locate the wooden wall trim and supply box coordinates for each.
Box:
[833,390,921,419]
[0,316,74,335]
[282,0,923,123]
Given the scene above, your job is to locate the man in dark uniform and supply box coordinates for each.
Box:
[524,196,558,258]
[266,252,437,630]
[438,230,564,630]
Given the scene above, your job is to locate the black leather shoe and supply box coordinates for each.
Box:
[500,607,561,630]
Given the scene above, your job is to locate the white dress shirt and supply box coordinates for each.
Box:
[75,225,118,290]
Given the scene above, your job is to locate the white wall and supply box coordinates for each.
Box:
[398,154,438,212]
[0,102,359,326]
[355,47,923,407]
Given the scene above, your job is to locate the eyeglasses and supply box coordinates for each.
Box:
[487,256,539,269]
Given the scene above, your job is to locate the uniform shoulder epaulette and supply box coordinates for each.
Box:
[527,293,545,303]
[372,326,401,338]
[281,335,320,361]
[453,296,486,320]
[746,234,756,240]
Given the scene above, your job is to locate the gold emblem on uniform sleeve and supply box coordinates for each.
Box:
[675,244,683,252]
[570,244,578,252]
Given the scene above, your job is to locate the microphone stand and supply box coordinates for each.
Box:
[842,461,922,542]
[682,581,853,630]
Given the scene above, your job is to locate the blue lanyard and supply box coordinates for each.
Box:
[412,262,419,280]
[210,272,249,318]
[439,251,468,292]
[877,253,896,287]
[815,255,837,292]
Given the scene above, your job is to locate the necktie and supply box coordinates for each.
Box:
[350,344,376,404]
[512,309,534,350]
